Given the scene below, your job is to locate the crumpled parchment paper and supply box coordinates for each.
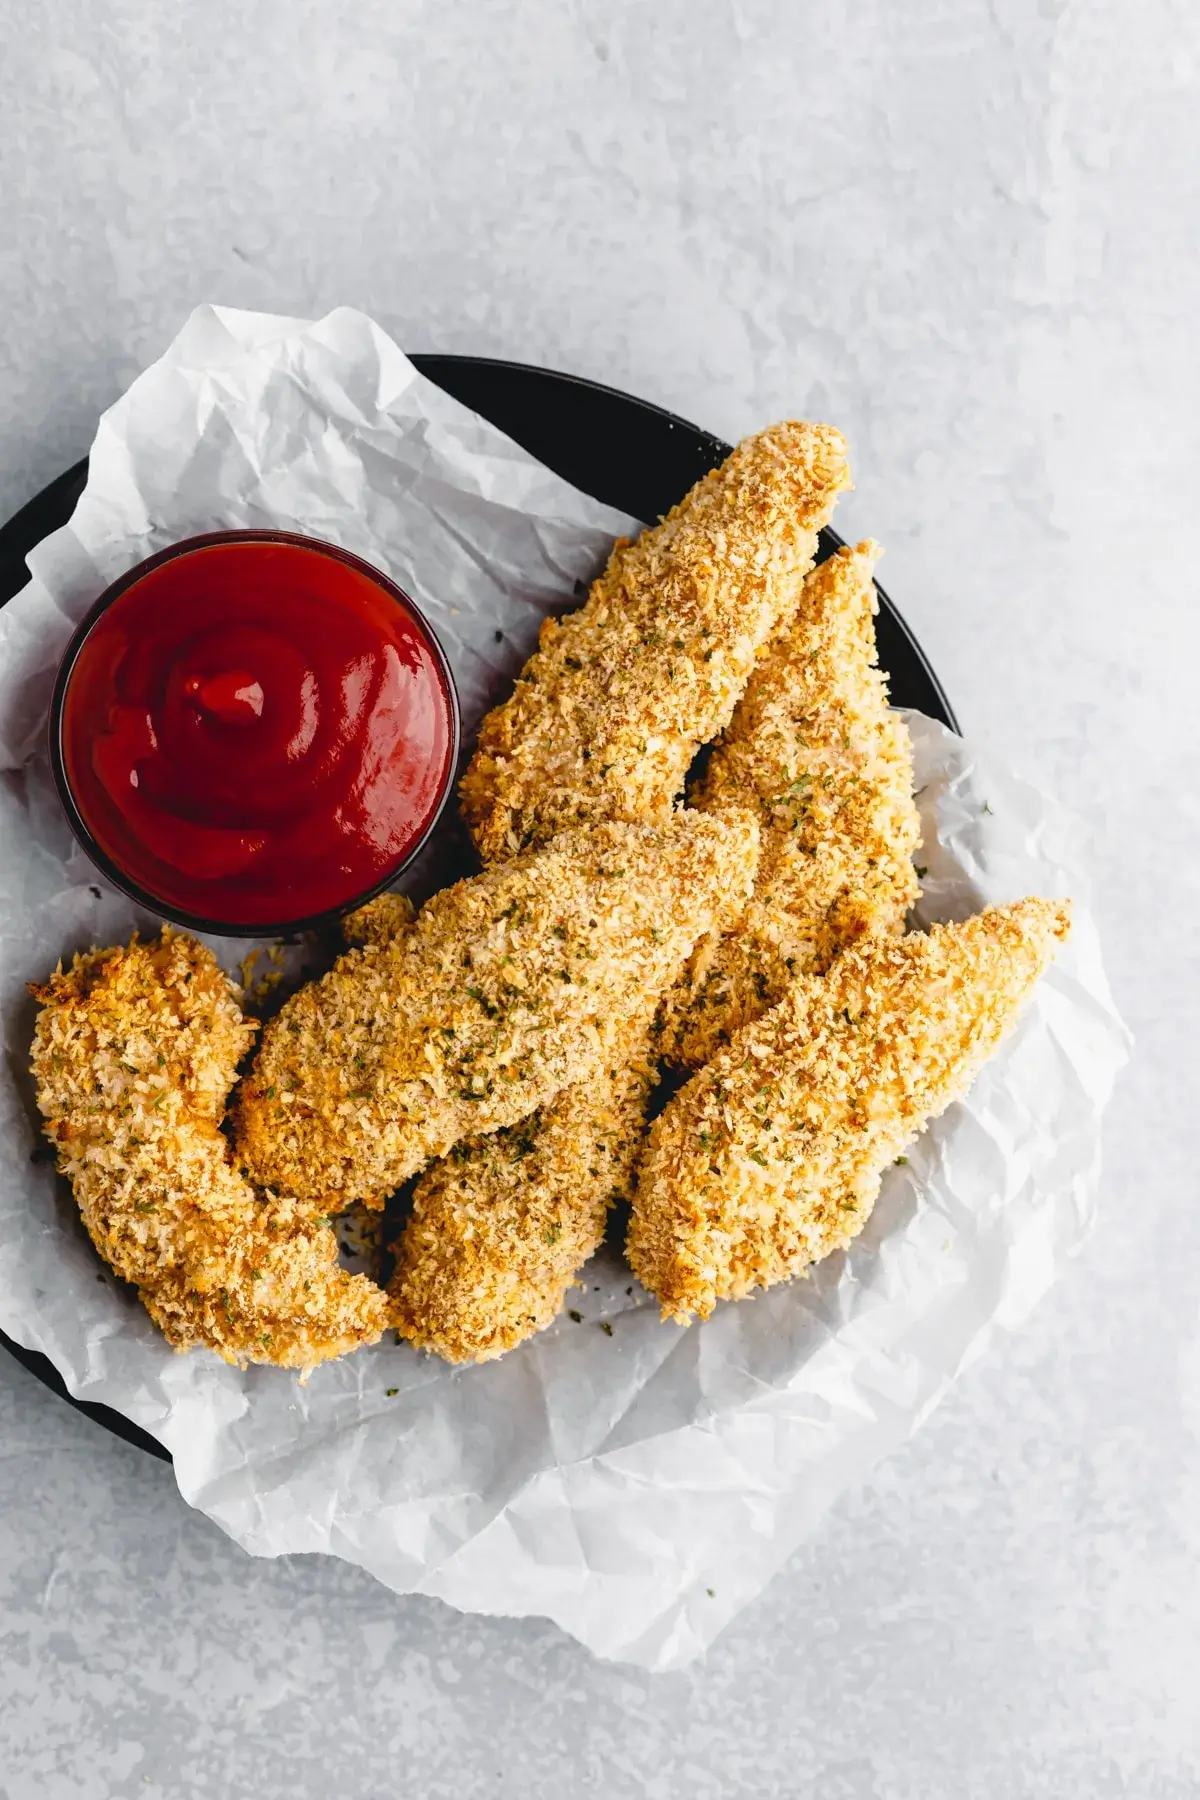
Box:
[0,306,1129,1670]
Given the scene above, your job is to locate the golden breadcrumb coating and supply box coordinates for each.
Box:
[628,898,1071,1324]
[391,1010,659,1363]
[234,812,759,1207]
[459,422,851,862]
[341,890,416,947]
[30,932,388,1371]
[661,540,920,1067]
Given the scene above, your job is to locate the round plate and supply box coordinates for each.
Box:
[0,356,958,1460]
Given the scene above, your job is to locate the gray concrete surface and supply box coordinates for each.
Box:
[2,0,1197,1793]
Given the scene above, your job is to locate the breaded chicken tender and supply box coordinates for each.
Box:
[391,1010,659,1362]
[661,541,920,1067]
[340,890,415,948]
[235,812,759,1208]
[460,422,851,862]
[30,932,388,1371]
[628,898,1071,1323]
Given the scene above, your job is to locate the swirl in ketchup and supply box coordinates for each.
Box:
[55,534,458,930]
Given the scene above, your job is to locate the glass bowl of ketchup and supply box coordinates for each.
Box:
[50,531,460,936]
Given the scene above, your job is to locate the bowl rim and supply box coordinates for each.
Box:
[47,527,462,939]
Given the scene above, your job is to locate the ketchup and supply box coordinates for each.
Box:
[57,535,457,929]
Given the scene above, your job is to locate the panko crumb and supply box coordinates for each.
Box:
[661,540,921,1066]
[460,422,851,862]
[629,898,1071,1323]
[238,947,288,1014]
[30,930,388,1371]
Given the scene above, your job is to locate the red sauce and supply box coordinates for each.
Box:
[57,535,457,928]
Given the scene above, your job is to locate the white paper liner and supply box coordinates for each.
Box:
[0,307,1128,1669]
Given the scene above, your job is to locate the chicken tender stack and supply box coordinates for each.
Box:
[629,898,1071,1323]
[661,540,920,1068]
[30,932,389,1371]
[460,421,851,861]
[29,408,1077,1376]
[235,812,758,1208]
[393,424,850,1361]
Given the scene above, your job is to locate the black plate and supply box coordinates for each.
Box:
[0,355,958,1461]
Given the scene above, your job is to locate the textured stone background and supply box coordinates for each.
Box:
[1,1,1197,1794]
